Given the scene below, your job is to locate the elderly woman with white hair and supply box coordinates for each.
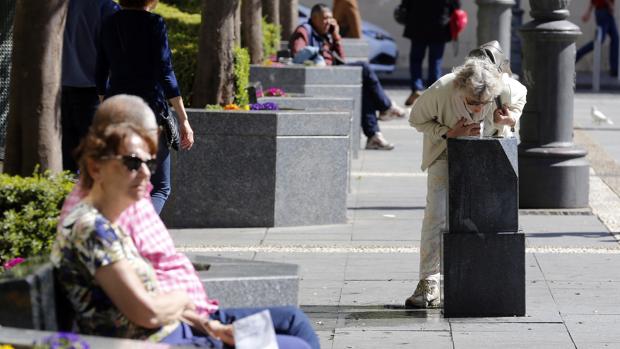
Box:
[405,57,527,309]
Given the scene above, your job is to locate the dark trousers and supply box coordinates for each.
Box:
[346,61,392,138]
[576,9,619,74]
[150,134,171,214]
[211,306,320,349]
[409,41,446,92]
[61,86,99,172]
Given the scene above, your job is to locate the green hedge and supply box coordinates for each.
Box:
[262,17,281,61]
[0,171,75,264]
[233,46,250,106]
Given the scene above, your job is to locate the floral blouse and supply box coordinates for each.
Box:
[51,202,178,341]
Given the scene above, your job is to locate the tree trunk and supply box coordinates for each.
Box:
[241,0,263,64]
[279,0,298,41]
[262,0,279,25]
[234,1,241,46]
[192,0,238,107]
[4,0,68,176]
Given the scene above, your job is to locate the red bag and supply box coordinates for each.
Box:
[450,9,468,41]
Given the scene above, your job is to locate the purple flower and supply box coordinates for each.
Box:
[3,257,25,270]
[250,102,279,111]
[39,332,89,349]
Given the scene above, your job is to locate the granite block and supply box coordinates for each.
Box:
[161,109,350,228]
[250,65,363,158]
[274,137,348,226]
[442,231,526,318]
[0,263,59,331]
[447,137,519,234]
[187,255,299,308]
[279,38,369,62]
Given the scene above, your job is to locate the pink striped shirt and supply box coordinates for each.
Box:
[59,183,219,316]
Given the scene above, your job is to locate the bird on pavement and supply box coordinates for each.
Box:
[591,106,614,125]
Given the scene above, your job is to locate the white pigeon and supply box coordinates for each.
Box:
[591,106,614,125]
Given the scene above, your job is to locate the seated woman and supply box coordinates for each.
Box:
[51,123,311,348]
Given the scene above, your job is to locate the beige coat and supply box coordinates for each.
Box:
[409,73,527,171]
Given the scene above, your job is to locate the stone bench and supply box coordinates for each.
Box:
[0,327,175,348]
[0,257,299,331]
[162,109,350,228]
[250,64,362,158]
[280,38,370,63]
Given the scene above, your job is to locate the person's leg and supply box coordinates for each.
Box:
[161,322,223,348]
[150,134,171,214]
[419,159,448,282]
[61,87,99,172]
[276,335,312,349]
[604,11,619,75]
[212,306,320,349]
[348,61,391,112]
[409,41,427,92]
[405,158,447,308]
[427,42,446,87]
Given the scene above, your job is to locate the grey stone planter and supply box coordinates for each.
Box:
[162,109,350,228]
[250,64,363,158]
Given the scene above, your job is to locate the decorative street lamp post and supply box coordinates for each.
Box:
[476,0,515,56]
[518,0,589,208]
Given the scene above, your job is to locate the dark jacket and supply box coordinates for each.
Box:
[402,0,460,43]
[96,10,180,113]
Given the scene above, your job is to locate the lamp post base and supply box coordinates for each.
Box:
[518,144,589,208]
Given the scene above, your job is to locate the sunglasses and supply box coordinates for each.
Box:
[101,154,157,173]
[464,98,492,107]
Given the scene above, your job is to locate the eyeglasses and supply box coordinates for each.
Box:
[464,98,492,107]
[101,154,157,173]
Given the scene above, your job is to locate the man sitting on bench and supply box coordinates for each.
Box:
[290,3,406,150]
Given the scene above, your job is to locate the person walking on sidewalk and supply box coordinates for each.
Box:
[400,0,461,107]
[405,58,506,308]
[577,0,619,77]
[290,3,406,150]
[61,0,119,172]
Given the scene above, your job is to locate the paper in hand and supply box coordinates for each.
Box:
[233,310,279,349]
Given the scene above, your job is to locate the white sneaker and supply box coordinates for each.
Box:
[378,103,407,121]
[405,279,440,308]
[365,132,394,150]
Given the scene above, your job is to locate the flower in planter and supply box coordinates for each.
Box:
[3,257,25,270]
[250,102,279,111]
[264,88,286,97]
[34,332,89,349]
[0,344,16,349]
[223,104,242,111]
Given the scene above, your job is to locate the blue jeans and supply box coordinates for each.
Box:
[211,306,320,349]
[61,87,99,172]
[576,9,619,74]
[150,134,171,214]
[346,61,392,138]
[409,42,446,92]
[161,322,312,349]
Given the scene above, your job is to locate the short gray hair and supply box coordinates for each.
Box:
[92,94,158,134]
[452,58,503,101]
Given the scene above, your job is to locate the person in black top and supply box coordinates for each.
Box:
[401,0,461,106]
[96,0,194,214]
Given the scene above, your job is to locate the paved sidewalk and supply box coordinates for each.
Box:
[170,88,620,349]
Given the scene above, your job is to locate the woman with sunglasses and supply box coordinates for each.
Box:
[96,0,193,214]
[404,57,524,309]
[52,124,312,348]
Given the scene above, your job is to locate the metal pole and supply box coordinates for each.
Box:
[476,0,516,55]
[518,0,589,208]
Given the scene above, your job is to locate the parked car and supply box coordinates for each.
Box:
[297,5,398,73]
